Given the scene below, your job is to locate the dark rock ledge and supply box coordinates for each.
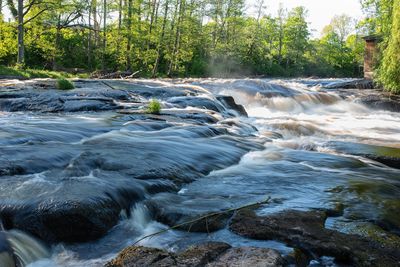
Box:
[229,209,400,266]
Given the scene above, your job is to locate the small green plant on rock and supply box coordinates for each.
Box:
[146,99,161,114]
[57,78,75,90]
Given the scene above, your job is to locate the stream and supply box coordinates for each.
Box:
[0,78,399,266]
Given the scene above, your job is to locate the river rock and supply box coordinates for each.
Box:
[229,209,400,266]
[106,242,284,267]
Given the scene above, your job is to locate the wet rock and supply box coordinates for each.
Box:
[0,197,121,243]
[327,141,400,169]
[105,80,204,99]
[358,94,400,112]
[146,193,233,233]
[216,95,248,117]
[106,242,284,267]
[0,82,131,113]
[168,96,225,113]
[162,110,220,124]
[324,79,374,90]
[229,209,400,266]
[0,173,178,243]
[0,144,78,177]
[218,119,258,136]
[119,109,220,124]
[0,121,260,242]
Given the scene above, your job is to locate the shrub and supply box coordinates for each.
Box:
[146,99,161,114]
[57,78,75,90]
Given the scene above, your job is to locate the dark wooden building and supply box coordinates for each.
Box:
[363,35,381,80]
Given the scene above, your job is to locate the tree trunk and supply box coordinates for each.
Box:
[102,0,106,70]
[126,0,133,70]
[88,4,92,69]
[152,0,169,77]
[118,0,122,31]
[92,0,99,46]
[167,0,184,76]
[53,15,62,70]
[17,0,24,65]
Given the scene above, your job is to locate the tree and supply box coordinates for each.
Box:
[324,14,354,44]
[7,0,53,64]
[283,6,310,72]
[0,0,367,78]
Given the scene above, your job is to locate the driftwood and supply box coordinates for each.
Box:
[91,70,141,79]
[132,197,272,246]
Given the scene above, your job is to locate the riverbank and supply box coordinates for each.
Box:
[0,66,87,80]
[0,78,399,266]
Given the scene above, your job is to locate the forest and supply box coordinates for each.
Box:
[0,0,399,91]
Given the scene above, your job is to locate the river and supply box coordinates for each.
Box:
[0,78,399,266]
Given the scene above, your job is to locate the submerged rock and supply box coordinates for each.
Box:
[106,242,284,267]
[146,193,233,233]
[327,141,400,169]
[229,209,400,266]
[168,96,226,113]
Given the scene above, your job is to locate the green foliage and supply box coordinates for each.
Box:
[146,99,161,114]
[361,0,400,93]
[377,0,400,93]
[0,0,364,78]
[56,78,75,90]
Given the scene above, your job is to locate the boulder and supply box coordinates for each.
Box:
[216,96,248,117]
[106,242,284,267]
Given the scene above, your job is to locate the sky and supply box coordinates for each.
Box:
[248,0,364,37]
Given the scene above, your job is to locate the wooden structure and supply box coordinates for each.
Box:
[363,35,381,80]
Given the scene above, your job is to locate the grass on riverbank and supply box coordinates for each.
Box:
[0,65,88,79]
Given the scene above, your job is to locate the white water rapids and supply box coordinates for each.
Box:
[0,78,399,267]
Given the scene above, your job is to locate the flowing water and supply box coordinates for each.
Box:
[0,78,399,266]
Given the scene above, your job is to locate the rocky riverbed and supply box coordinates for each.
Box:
[0,78,399,266]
